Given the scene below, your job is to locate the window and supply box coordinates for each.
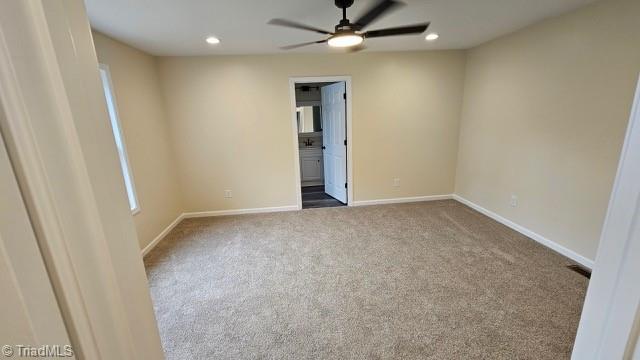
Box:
[98,64,139,214]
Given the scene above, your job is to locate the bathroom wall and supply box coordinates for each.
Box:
[298,132,323,149]
[295,86,322,105]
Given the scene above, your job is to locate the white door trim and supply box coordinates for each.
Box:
[0,1,163,358]
[0,2,104,357]
[572,74,640,359]
[0,123,72,351]
[289,76,353,209]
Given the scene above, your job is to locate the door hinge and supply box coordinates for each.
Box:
[343,93,346,100]
[345,182,348,189]
[344,139,347,146]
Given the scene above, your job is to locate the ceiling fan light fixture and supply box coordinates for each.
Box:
[205,36,220,44]
[328,33,364,48]
[425,33,439,41]
[269,0,428,51]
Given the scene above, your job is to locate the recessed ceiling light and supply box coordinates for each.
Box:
[205,36,220,45]
[425,33,439,41]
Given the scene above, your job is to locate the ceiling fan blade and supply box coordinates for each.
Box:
[280,39,327,50]
[268,19,333,35]
[364,23,430,38]
[353,0,404,30]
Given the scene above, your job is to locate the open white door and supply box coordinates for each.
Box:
[321,82,347,203]
[571,75,640,359]
[0,132,72,355]
[0,1,165,358]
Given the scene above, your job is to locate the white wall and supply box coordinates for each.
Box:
[455,0,640,260]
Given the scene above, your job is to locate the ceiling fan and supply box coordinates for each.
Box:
[268,0,430,51]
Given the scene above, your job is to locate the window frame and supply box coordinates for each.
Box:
[98,63,140,215]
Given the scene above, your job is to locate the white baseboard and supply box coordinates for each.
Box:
[183,205,299,218]
[141,213,184,256]
[141,205,299,256]
[143,197,595,270]
[452,194,595,269]
[351,194,452,207]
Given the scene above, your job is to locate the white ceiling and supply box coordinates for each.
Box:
[86,0,595,56]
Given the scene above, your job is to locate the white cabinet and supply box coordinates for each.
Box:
[301,157,322,180]
[299,148,323,185]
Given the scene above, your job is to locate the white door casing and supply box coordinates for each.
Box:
[0,131,73,354]
[289,76,353,209]
[321,82,347,203]
[572,75,640,359]
[0,0,164,358]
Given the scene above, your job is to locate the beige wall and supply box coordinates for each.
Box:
[455,0,640,260]
[92,32,183,249]
[92,0,639,263]
[157,51,466,211]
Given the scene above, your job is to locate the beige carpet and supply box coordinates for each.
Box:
[144,200,588,360]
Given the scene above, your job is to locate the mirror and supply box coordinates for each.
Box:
[296,106,322,133]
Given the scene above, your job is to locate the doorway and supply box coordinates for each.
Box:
[290,76,353,209]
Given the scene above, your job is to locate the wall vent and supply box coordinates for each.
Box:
[567,264,591,279]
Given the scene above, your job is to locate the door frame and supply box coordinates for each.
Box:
[571,74,640,359]
[0,0,164,358]
[289,76,353,209]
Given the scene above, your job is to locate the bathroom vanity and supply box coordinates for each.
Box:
[296,103,324,187]
[299,146,323,186]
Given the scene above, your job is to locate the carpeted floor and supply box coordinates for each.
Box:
[144,200,588,360]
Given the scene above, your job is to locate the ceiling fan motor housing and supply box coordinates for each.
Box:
[270,0,429,50]
[336,19,356,33]
[335,0,355,9]
[335,0,357,32]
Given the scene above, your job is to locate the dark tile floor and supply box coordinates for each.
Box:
[301,186,345,209]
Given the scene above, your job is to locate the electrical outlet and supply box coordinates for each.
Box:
[393,178,400,187]
[510,195,518,207]
[224,190,233,198]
